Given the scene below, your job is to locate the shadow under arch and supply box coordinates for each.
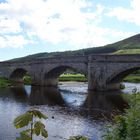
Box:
[106,67,140,90]
[10,68,32,85]
[82,90,128,120]
[44,65,87,87]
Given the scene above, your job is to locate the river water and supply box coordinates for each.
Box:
[0,82,139,140]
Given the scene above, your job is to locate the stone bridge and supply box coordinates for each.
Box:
[0,54,140,91]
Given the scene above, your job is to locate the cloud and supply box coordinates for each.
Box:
[0,0,137,49]
[107,0,140,26]
[0,35,31,48]
[0,18,21,33]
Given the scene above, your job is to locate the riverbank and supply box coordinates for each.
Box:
[59,74,87,82]
[123,75,140,83]
[0,77,12,88]
[0,75,31,88]
[0,74,140,88]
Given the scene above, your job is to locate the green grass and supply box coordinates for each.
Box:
[123,75,140,83]
[0,77,12,88]
[0,75,32,88]
[113,49,140,54]
[59,74,87,82]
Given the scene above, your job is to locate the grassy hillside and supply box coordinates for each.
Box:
[6,33,140,62]
[113,49,140,54]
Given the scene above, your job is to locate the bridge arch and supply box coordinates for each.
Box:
[44,65,87,87]
[106,66,140,90]
[10,68,32,84]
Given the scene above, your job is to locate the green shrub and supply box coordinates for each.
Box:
[103,93,140,140]
[23,75,32,85]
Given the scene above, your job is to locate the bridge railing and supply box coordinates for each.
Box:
[88,54,140,62]
[0,55,88,66]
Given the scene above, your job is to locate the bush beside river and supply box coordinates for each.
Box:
[104,93,140,140]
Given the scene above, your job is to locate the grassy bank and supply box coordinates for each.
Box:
[59,74,140,83]
[0,75,31,88]
[0,77,12,88]
[59,74,87,82]
[123,75,140,83]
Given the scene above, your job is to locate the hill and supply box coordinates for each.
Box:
[7,33,140,62]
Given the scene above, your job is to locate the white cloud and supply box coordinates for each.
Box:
[107,0,140,26]
[0,0,137,49]
[0,35,31,48]
[0,18,21,33]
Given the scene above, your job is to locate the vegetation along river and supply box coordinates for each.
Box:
[0,82,139,140]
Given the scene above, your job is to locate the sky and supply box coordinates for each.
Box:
[0,0,140,61]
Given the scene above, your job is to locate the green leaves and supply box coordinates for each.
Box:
[69,135,89,140]
[16,131,31,140]
[27,110,48,119]
[14,113,32,128]
[14,109,48,140]
[34,121,48,138]
[103,93,140,140]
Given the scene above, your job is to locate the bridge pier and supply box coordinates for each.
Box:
[88,75,121,91]
[44,78,58,87]
[31,73,59,87]
[88,58,121,91]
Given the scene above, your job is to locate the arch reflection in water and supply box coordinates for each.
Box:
[82,90,128,120]
[9,84,129,120]
[29,86,65,106]
[9,86,29,103]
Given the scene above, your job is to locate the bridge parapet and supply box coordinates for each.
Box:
[2,55,88,66]
[89,54,140,62]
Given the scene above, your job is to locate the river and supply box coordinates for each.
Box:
[0,82,139,140]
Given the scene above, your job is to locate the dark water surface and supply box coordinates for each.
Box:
[0,82,136,140]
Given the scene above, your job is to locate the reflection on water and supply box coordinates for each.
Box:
[29,86,65,106]
[82,91,128,120]
[0,82,133,140]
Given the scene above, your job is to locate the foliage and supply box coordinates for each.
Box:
[103,92,140,140]
[14,109,48,140]
[69,135,89,140]
[120,83,125,89]
[0,77,12,88]
[23,75,32,85]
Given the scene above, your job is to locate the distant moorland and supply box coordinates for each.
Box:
[5,33,140,62]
